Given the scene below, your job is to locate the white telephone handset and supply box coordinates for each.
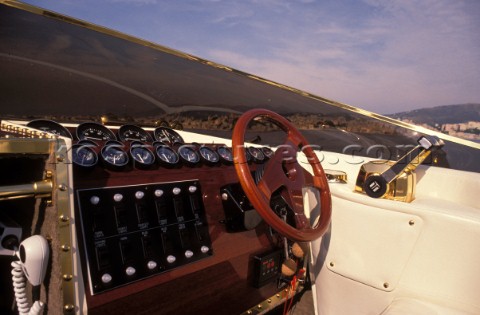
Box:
[12,235,49,315]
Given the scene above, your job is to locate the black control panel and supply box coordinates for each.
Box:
[252,249,282,288]
[76,180,212,294]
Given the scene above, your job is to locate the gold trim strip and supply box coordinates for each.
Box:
[0,138,54,154]
[240,285,304,315]
[54,138,77,314]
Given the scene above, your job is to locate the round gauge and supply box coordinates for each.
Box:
[77,139,99,147]
[178,145,200,164]
[101,141,129,168]
[130,144,155,167]
[155,145,179,165]
[118,124,153,142]
[247,147,265,162]
[217,146,233,163]
[199,146,220,164]
[262,147,274,159]
[72,144,98,167]
[77,122,116,141]
[153,127,184,144]
[27,119,73,139]
[245,148,252,162]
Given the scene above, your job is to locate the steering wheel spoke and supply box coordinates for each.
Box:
[257,145,293,197]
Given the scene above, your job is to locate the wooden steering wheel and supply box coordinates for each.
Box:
[232,109,332,242]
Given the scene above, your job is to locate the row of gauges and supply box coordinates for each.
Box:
[26,120,185,144]
[72,140,274,169]
[25,120,275,169]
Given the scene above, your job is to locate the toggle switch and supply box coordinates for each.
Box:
[95,246,110,270]
[136,204,148,224]
[114,206,128,228]
[119,239,134,264]
[155,199,168,224]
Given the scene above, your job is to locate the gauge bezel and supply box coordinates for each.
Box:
[100,140,129,168]
[155,145,179,166]
[76,122,117,141]
[77,139,99,147]
[245,147,252,162]
[27,119,73,139]
[247,147,265,163]
[130,142,156,168]
[72,143,98,168]
[261,147,274,159]
[153,126,184,144]
[118,124,153,142]
[177,145,200,165]
[217,146,233,164]
[199,146,220,165]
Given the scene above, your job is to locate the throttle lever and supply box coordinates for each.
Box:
[363,135,444,199]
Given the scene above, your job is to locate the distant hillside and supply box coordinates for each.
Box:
[388,103,480,125]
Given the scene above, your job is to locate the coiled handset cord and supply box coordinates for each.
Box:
[11,260,45,315]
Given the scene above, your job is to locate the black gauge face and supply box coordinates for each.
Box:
[217,146,233,162]
[199,146,220,164]
[247,147,265,162]
[77,122,116,141]
[155,145,179,165]
[245,148,252,162]
[72,144,98,167]
[130,146,155,166]
[77,139,99,147]
[153,127,184,144]
[118,124,153,142]
[101,143,129,167]
[178,146,200,164]
[262,147,274,159]
[27,119,73,139]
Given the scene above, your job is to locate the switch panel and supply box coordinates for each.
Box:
[76,180,212,294]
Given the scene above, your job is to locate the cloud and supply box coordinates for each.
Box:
[202,0,480,113]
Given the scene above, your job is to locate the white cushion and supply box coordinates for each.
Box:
[382,298,477,315]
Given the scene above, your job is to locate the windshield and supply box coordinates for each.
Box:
[1,1,479,172]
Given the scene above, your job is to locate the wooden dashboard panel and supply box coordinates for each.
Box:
[73,159,282,314]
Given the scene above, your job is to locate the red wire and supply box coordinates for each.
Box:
[283,275,297,315]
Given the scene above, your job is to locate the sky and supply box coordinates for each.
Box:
[22,0,480,114]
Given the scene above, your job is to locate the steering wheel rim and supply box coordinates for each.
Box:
[232,109,331,242]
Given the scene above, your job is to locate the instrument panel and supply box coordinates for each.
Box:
[0,117,299,315]
[21,118,281,312]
